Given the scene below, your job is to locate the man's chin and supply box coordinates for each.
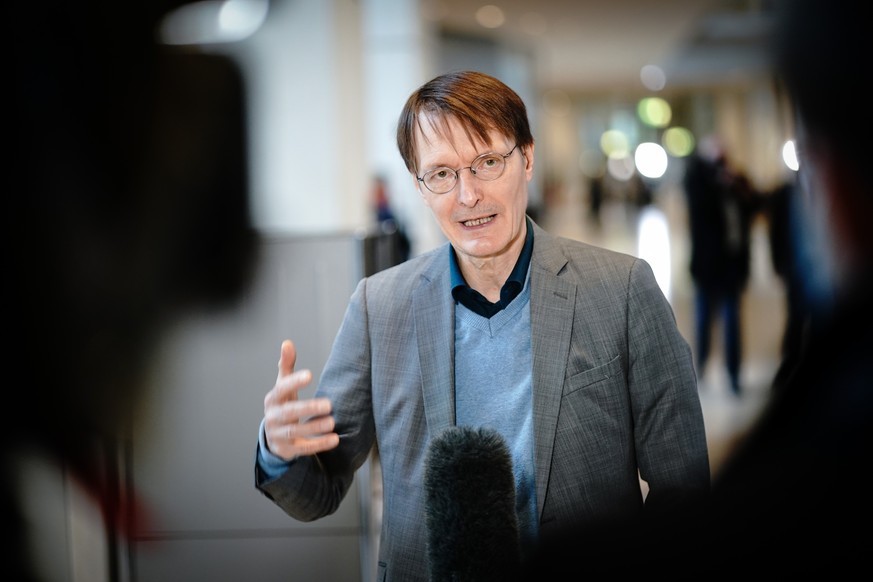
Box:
[457,239,505,260]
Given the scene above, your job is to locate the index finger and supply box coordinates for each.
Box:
[277,339,297,381]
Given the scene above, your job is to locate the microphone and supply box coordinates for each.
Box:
[423,425,521,582]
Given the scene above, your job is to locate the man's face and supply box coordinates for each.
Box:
[413,115,534,264]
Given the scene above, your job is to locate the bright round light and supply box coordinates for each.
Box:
[640,64,666,91]
[634,142,669,178]
[637,97,672,128]
[600,129,629,158]
[662,127,695,157]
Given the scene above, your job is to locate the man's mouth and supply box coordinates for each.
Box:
[462,215,494,227]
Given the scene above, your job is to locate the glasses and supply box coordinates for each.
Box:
[417,144,519,194]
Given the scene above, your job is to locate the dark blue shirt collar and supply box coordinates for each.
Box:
[450,217,534,318]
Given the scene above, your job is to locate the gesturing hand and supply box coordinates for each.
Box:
[263,339,339,460]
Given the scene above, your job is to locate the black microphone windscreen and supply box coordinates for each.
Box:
[424,425,521,581]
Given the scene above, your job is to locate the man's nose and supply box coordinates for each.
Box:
[455,169,482,206]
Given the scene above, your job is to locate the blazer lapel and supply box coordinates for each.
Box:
[413,251,456,438]
[529,223,576,517]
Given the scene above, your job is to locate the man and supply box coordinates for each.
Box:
[254,70,710,580]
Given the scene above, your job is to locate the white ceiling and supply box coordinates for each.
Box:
[430,0,776,94]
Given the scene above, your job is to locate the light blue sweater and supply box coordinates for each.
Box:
[454,271,538,549]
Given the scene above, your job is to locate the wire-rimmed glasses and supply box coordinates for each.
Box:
[416,144,519,194]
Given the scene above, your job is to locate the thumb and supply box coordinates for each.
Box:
[277,339,296,381]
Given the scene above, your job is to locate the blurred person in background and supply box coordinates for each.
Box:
[9,1,256,580]
[682,135,759,396]
[525,0,872,577]
[371,173,411,264]
[254,70,710,580]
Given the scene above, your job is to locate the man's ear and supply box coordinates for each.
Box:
[523,143,535,179]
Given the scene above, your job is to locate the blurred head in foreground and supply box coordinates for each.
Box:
[9,0,257,576]
[773,0,873,312]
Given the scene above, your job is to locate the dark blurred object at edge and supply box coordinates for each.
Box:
[8,1,258,580]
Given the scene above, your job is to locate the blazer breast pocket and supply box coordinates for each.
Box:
[564,354,622,396]
[559,354,630,441]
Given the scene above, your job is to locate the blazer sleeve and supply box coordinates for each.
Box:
[254,276,377,522]
[625,258,711,511]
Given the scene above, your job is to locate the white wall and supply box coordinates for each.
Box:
[230,0,369,236]
[218,0,449,256]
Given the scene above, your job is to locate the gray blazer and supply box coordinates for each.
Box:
[256,219,710,581]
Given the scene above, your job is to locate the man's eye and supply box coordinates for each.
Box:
[481,157,499,168]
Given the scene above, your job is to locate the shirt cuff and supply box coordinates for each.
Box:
[257,417,295,478]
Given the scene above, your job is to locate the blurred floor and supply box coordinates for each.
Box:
[539,180,785,477]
